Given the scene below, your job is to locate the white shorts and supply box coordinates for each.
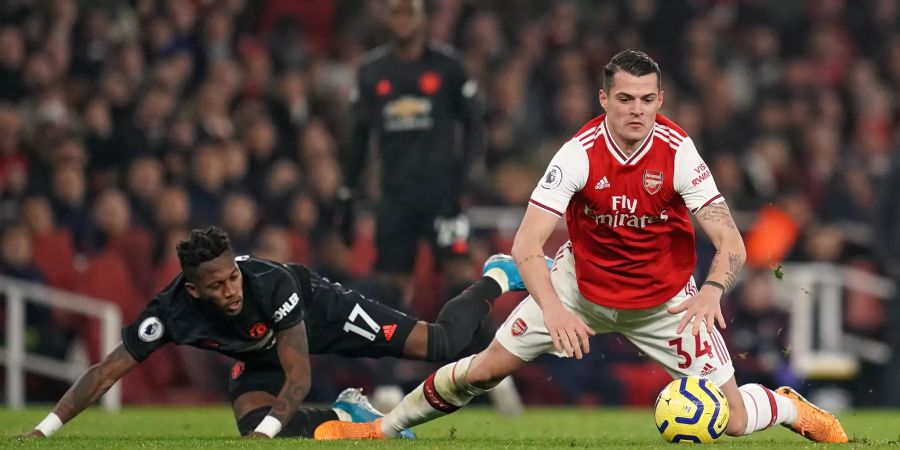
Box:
[495,242,735,387]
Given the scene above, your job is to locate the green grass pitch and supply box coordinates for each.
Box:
[1,407,899,449]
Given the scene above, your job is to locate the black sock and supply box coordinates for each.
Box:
[459,276,502,302]
[237,407,339,438]
[281,408,340,437]
[425,277,501,361]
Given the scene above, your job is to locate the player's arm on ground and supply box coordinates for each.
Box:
[26,344,138,437]
[27,297,171,438]
[249,270,310,439]
[248,322,311,439]
[514,139,594,358]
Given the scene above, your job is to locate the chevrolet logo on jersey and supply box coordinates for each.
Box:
[383,96,433,131]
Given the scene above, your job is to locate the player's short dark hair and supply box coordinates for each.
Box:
[176,226,232,280]
[602,50,661,91]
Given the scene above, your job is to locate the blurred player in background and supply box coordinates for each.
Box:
[315,50,848,443]
[341,0,524,413]
[342,0,483,301]
[24,227,544,439]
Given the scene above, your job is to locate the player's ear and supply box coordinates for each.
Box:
[599,89,607,110]
[185,282,199,299]
[658,89,665,109]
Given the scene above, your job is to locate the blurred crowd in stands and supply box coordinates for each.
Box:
[0,0,898,407]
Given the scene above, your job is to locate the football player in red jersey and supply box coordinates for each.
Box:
[315,50,848,443]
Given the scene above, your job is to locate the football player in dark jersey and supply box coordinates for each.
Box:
[25,227,547,439]
[342,0,484,299]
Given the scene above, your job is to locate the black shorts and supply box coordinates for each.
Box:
[228,267,419,402]
[303,269,418,357]
[375,199,470,273]
[228,359,282,403]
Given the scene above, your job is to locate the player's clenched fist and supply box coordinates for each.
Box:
[667,286,727,335]
[542,304,595,359]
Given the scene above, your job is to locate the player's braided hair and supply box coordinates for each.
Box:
[603,49,661,91]
[176,226,232,278]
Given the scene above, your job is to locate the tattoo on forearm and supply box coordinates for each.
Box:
[54,345,135,423]
[271,379,308,418]
[724,252,743,291]
[699,201,743,293]
[271,324,310,423]
[709,250,721,275]
[55,368,101,421]
[706,251,743,294]
[515,254,547,266]
[697,203,736,229]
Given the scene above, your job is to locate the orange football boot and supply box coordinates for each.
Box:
[776,386,849,443]
[314,418,386,440]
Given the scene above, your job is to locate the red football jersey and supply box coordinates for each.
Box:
[529,114,723,309]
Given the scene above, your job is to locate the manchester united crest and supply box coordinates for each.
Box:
[643,170,664,195]
[249,322,268,339]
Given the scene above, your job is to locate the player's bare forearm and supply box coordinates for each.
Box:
[696,202,746,293]
[512,206,562,310]
[52,344,137,423]
[269,323,311,427]
[515,251,560,310]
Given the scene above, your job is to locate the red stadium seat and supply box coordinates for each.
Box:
[75,249,145,362]
[30,230,77,291]
[106,228,155,296]
[348,231,376,279]
[286,231,311,265]
[151,256,182,294]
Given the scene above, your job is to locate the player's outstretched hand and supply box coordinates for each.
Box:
[667,287,726,335]
[243,431,271,439]
[543,304,595,359]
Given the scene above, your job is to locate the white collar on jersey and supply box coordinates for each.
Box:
[600,118,655,166]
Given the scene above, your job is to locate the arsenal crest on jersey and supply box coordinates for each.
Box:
[643,170,664,195]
